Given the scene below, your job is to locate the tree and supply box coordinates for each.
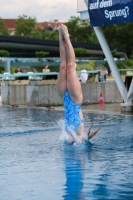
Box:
[15,15,37,37]
[111,49,117,56]
[65,17,133,58]
[0,50,10,69]
[130,51,133,59]
[76,61,96,71]
[44,30,58,40]
[10,66,17,74]
[0,18,9,35]
[102,23,133,57]
[65,16,98,44]
[0,50,10,57]
[0,66,4,74]
[30,26,43,39]
[14,15,59,40]
[124,59,133,69]
[35,51,49,61]
[74,48,87,57]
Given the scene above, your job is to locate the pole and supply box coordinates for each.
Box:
[94,26,128,103]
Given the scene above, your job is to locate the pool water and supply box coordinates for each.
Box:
[0,107,133,200]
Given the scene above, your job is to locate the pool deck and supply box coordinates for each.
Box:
[55,103,133,115]
[0,95,132,115]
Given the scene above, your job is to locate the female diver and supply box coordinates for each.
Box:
[57,24,100,144]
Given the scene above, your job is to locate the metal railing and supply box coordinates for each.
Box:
[0,70,100,80]
[106,69,133,81]
[119,69,133,77]
[0,69,132,80]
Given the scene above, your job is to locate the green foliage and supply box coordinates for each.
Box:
[102,23,133,57]
[130,51,133,59]
[38,29,47,39]
[104,61,110,70]
[35,51,49,58]
[33,66,42,72]
[104,59,133,70]
[65,16,98,44]
[0,50,10,57]
[0,18,9,35]
[44,30,58,40]
[0,66,4,74]
[76,60,96,71]
[10,15,133,58]
[34,66,59,72]
[111,49,117,56]
[49,66,59,72]
[2,14,133,59]
[74,48,87,57]
[124,59,133,69]
[15,15,37,37]
[115,61,126,69]
[14,15,59,40]
[88,60,96,70]
[10,66,17,74]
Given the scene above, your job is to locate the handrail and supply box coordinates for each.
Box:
[0,70,100,78]
[119,69,133,71]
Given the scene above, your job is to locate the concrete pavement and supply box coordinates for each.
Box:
[0,93,132,115]
[55,103,133,115]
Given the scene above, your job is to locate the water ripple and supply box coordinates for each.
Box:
[0,107,133,200]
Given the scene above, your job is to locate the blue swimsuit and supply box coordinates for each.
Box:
[64,90,84,133]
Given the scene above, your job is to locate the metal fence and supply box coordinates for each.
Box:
[106,69,133,81]
[0,70,100,79]
[119,69,133,77]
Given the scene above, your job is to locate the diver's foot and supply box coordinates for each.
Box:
[60,24,69,40]
[59,28,65,41]
[88,128,101,140]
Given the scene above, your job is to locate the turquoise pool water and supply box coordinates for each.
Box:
[0,107,133,200]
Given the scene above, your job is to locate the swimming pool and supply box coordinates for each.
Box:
[0,107,133,200]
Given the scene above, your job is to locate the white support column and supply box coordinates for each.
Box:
[94,26,129,103]
[4,60,10,73]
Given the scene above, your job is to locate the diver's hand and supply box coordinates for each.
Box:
[88,128,101,140]
[88,124,93,134]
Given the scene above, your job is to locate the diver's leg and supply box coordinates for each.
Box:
[57,28,67,97]
[60,24,83,104]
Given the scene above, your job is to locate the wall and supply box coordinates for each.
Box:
[1,85,27,105]
[1,82,123,106]
[27,85,62,106]
[82,82,123,103]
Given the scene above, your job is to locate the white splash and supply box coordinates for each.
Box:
[57,119,87,145]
